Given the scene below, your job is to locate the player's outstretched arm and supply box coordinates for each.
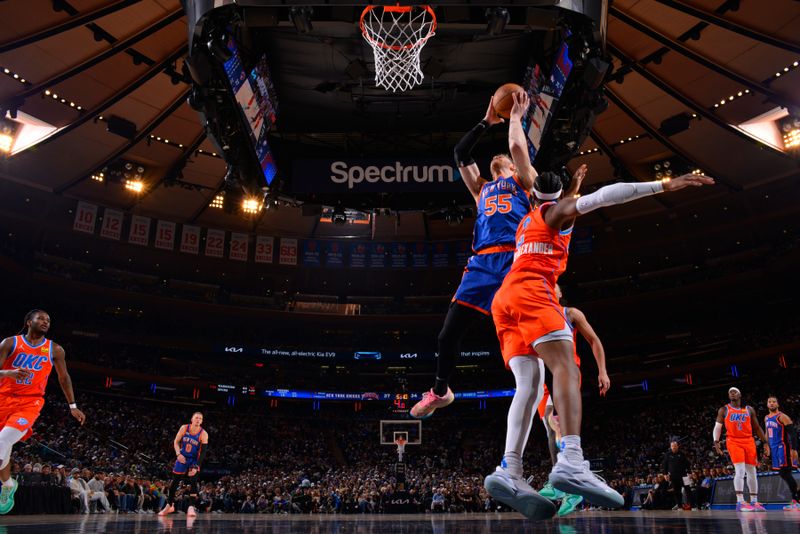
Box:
[507,92,537,191]
[52,344,86,425]
[454,97,503,201]
[543,173,715,230]
[570,307,610,396]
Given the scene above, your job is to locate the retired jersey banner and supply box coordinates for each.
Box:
[291,158,465,193]
[389,243,409,268]
[100,208,123,240]
[349,242,367,268]
[431,242,450,268]
[205,228,225,258]
[255,236,273,264]
[411,242,429,268]
[369,243,387,268]
[229,233,249,261]
[454,241,472,266]
[73,201,97,234]
[325,241,344,268]
[128,215,151,246]
[302,240,321,266]
[180,225,201,254]
[279,238,298,265]
[154,220,176,251]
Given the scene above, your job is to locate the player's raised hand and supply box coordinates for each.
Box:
[566,163,588,197]
[70,407,86,425]
[662,173,715,192]
[484,96,505,126]
[509,91,530,122]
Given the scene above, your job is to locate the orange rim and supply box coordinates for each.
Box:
[360,4,437,51]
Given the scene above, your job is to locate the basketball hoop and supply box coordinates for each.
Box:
[360,5,437,92]
[394,436,407,461]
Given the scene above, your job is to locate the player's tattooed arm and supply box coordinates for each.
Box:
[53,343,86,425]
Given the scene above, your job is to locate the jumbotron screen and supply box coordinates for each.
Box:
[222,38,279,185]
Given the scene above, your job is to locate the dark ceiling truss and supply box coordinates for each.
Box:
[0,0,145,54]
[56,89,191,194]
[652,0,800,55]
[587,130,669,212]
[0,9,184,114]
[16,45,188,152]
[127,131,208,209]
[609,6,800,111]
[606,43,792,161]
[603,89,740,192]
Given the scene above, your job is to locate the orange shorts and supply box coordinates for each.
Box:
[0,395,44,440]
[727,439,757,466]
[492,276,571,368]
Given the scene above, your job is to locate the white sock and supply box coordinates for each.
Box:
[2,478,13,488]
[561,435,583,465]
[745,464,758,501]
[502,357,545,478]
[736,493,745,503]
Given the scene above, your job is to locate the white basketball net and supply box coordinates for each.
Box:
[360,5,437,93]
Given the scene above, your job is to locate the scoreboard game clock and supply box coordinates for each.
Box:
[391,392,410,415]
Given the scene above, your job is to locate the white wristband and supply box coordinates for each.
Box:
[69,403,77,410]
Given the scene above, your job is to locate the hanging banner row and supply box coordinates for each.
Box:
[71,201,481,267]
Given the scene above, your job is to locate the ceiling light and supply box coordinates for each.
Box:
[125,180,144,193]
[210,194,224,209]
[242,197,261,214]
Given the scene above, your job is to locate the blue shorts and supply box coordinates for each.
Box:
[173,458,197,475]
[770,443,791,470]
[452,251,514,315]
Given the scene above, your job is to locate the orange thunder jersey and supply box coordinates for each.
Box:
[724,404,754,441]
[0,336,54,397]
[507,202,572,288]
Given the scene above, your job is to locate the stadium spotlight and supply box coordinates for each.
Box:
[125,180,144,193]
[289,6,313,34]
[485,8,510,37]
[242,197,262,214]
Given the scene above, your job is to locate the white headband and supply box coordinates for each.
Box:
[729,387,741,394]
[533,187,562,201]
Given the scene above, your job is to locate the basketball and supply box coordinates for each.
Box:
[492,83,525,119]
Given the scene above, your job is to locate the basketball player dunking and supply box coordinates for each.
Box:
[483,93,714,518]
[713,387,767,512]
[764,395,800,510]
[0,310,86,515]
[537,284,610,516]
[159,412,208,517]
[411,92,584,419]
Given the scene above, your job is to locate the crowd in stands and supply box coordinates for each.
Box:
[9,369,800,515]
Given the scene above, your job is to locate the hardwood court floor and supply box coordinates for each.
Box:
[2,510,800,533]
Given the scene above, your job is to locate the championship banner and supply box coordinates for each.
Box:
[291,158,465,193]
[279,238,298,265]
[431,242,450,268]
[455,241,472,266]
[205,228,225,258]
[349,242,367,268]
[73,201,97,234]
[180,225,201,255]
[411,242,428,268]
[389,243,409,268]
[128,215,151,246]
[325,241,344,268]
[154,220,176,251]
[229,233,249,262]
[368,243,387,268]
[302,240,321,266]
[99,208,123,240]
[254,236,273,264]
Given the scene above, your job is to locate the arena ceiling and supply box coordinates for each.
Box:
[0,0,798,240]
